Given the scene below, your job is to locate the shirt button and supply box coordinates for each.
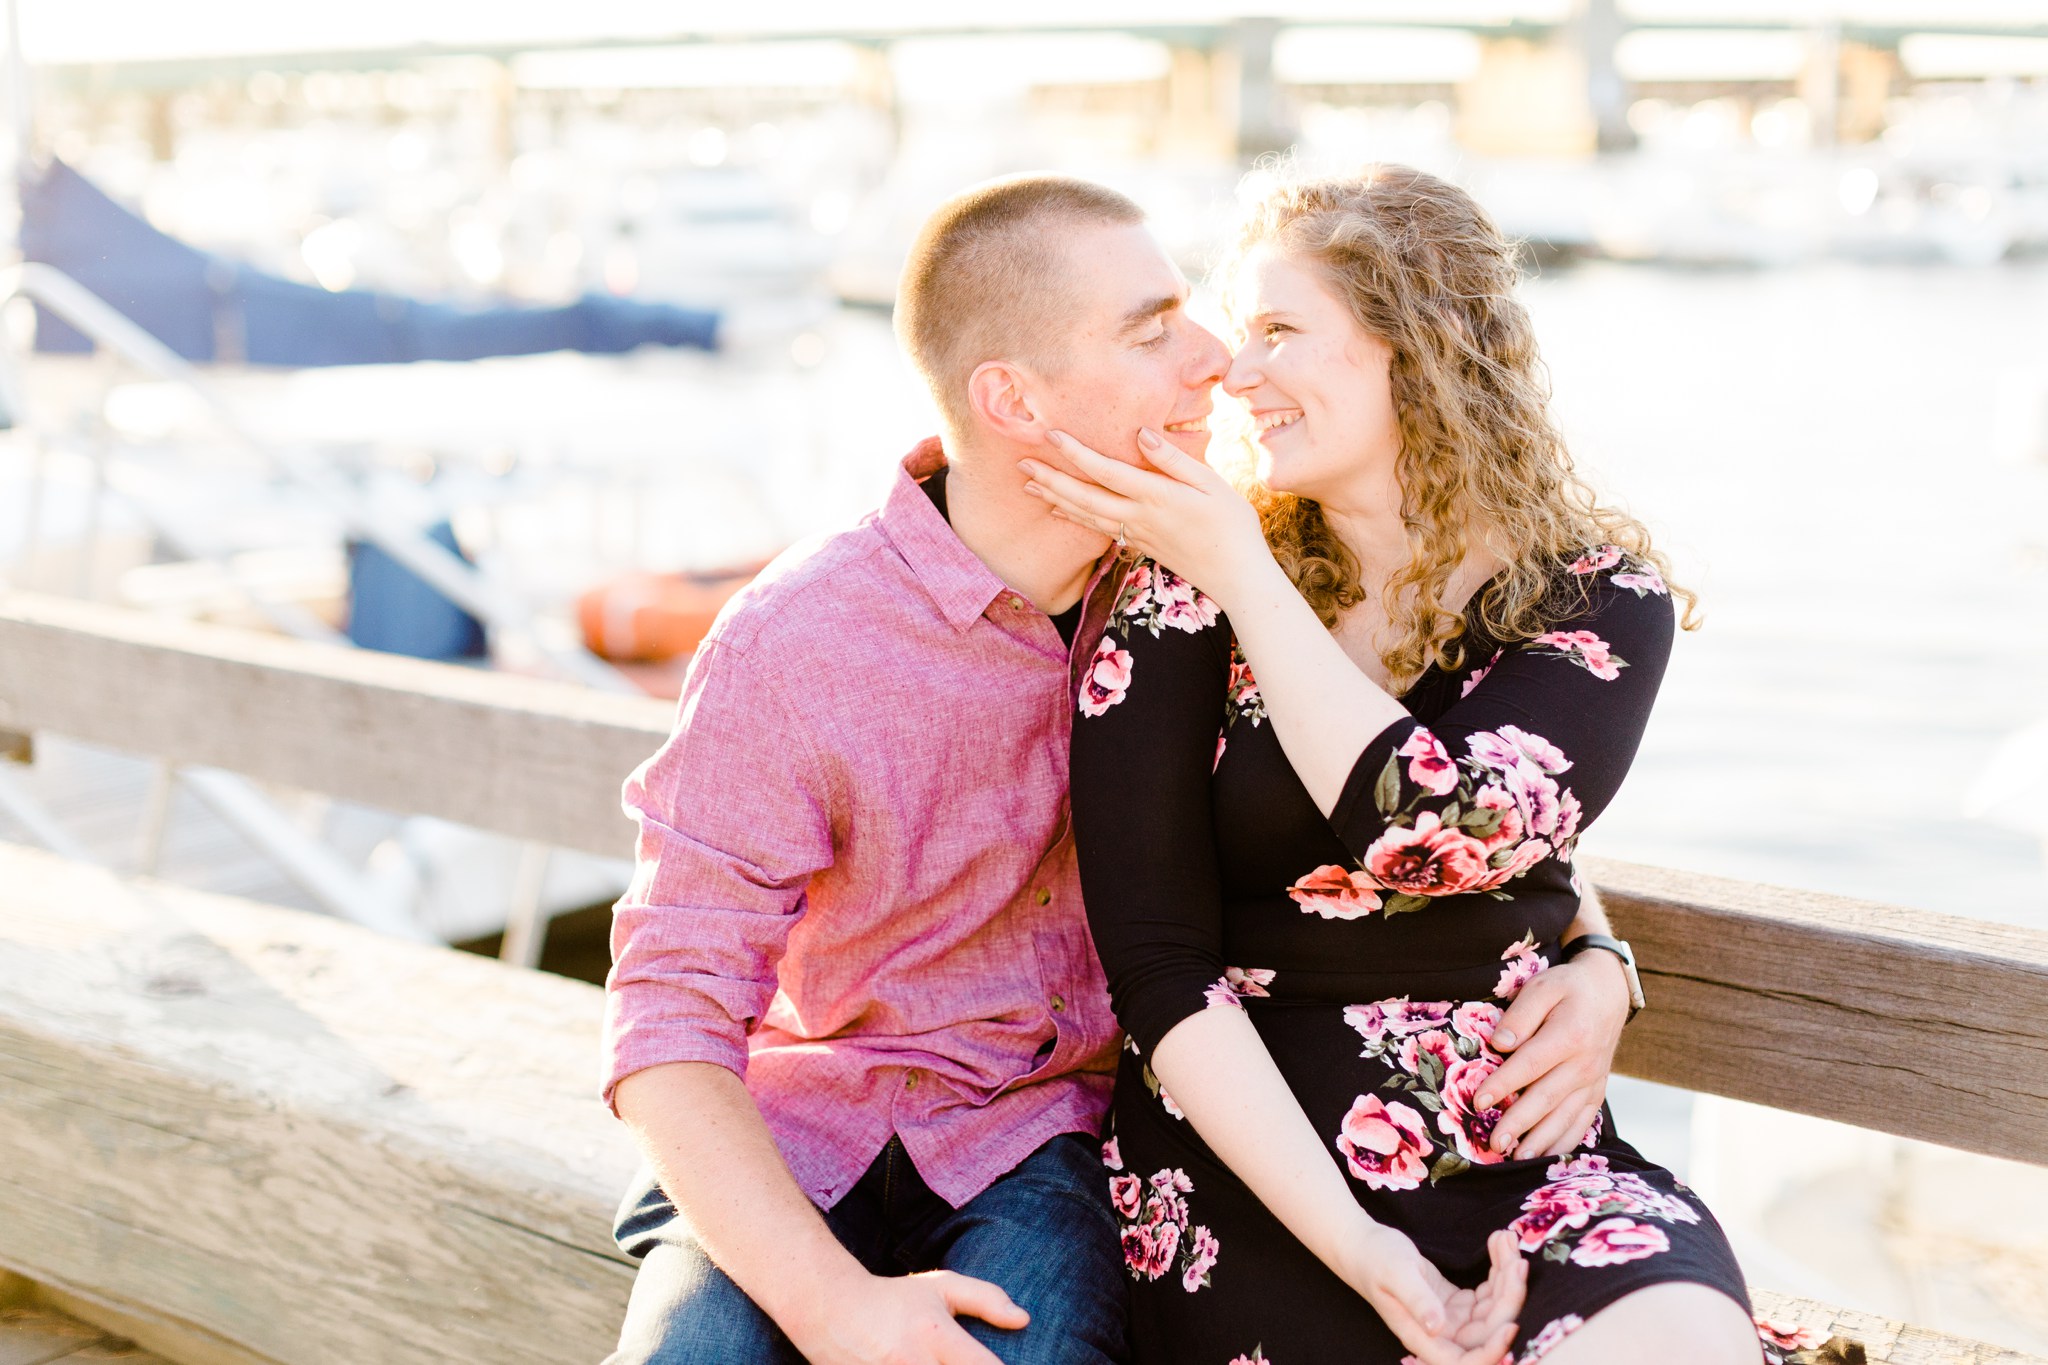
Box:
[1008,595,1026,610]
[1034,887,1052,906]
[905,1070,919,1091]
[1051,994,1066,1013]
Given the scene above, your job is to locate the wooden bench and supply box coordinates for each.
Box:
[2,591,2045,1364]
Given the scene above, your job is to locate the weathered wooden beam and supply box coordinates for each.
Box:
[1591,857,2048,1167]
[0,591,672,858]
[1752,1289,2045,1365]
[0,844,638,1365]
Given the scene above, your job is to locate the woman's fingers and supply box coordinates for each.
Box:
[1018,458,1138,530]
[1045,429,1155,496]
[1134,427,1229,490]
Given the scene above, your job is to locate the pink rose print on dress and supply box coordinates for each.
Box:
[1344,997,1454,1057]
[1756,1319,1824,1352]
[1225,640,1267,729]
[1122,1221,1179,1280]
[1512,1153,1700,1262]
[1508,1182,1603,1251]
[1181,1225,1220,1292]
[1472,784,1527,852]
[1398,727,1459,795]
[1078,636,1133,717]
[1495,931,1549,1000]
[1461,649,1503,698]
[1756,1318,1826,1353]
[1567,1216,1670,1267]
[1287,864,1383,919]
[1551,789,1583,852]
[1516,1315,1586,1364]
[1224,966,1276,997]
[1362,721,1576,911]
[1335,1093,1434,1190]
[1476,838,1553,892]
[1102,1136,1122,1170]
[1396,1028,1460,1077]
[1532,629,1627,682]
[1435,1054,1508,1165]
[1113,1166,1217,1291]
[1363,811,1494,898]
[1203,977,1244,1010]
[1610,566,1668,597]
[1117,561,1220,637]
[1756,1314,1862,1364]
[1227,1351,1271,1365]
[1569,545,1623,575]
[1452,1001,1504,1048]
[1493,725,1571,775]
[1154,567,1221,634]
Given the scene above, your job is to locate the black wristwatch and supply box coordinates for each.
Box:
[1561,933,1645,1022]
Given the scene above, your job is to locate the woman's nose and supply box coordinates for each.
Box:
[1222,346,1259,396]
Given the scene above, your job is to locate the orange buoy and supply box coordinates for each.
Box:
[577,564,765,663]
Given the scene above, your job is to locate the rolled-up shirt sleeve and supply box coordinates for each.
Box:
[602,638,835,1111]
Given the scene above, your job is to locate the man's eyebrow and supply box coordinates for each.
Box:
[1115,294,1182,337]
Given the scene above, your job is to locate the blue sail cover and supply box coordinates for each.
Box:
[21,157,721,365]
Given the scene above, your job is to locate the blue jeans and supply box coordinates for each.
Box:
[605,1132,1129,1364]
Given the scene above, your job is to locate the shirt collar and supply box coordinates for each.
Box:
[880,437,1014,634]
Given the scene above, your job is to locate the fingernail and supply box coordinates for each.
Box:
[1137,427,1162,449]
[1023,483,1043,498]
[1476,1090,1496,1110]
[1492,1028,1516,1049]
[1048,430,1071,446]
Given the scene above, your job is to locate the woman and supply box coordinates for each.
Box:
[1020,167,1765,1365]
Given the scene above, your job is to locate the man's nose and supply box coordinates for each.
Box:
[1186,325,1230,387]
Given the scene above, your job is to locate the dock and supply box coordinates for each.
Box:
[2,589,2046,1365]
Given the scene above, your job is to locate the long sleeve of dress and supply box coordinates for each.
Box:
[1327,558,1676,910]
[1070,561,1236,1059]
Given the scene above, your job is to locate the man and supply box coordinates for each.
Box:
[603,175,1637,1365]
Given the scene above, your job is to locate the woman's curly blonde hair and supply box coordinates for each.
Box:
[1222,164,1697,687]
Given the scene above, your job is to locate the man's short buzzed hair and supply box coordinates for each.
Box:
[896,174,1145,438]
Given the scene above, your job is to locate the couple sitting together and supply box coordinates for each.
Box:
[600,165,1769,1365]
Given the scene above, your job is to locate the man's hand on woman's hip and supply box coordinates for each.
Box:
[1475,948,1633,1159]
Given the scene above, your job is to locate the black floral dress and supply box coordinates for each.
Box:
[1069,549,1752,1365]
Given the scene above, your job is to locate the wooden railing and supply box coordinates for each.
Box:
[2,591,2044,1365]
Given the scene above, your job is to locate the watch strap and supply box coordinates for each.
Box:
[1562,933,1646,1020]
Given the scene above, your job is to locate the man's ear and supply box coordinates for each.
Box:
[965,360,1044,443]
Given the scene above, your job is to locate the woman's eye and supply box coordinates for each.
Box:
[1264,322,1292,338]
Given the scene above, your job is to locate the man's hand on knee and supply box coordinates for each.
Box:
[792,1268,1028,1365]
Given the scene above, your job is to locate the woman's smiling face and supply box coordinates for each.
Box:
[1222,245,1402,506]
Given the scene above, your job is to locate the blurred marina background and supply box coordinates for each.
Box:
[1,0,2046,1354]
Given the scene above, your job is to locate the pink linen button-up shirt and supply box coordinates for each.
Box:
[603,438,1122,1210]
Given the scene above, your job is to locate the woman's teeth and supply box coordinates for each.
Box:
[1257,410,1303,431]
